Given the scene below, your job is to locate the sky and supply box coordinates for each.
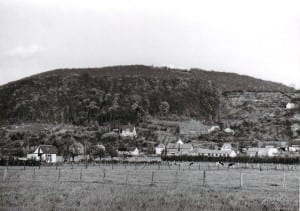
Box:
[0,0,299,88]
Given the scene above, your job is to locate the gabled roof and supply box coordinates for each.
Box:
[35,145,57,154]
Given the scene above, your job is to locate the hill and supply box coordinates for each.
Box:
[0,65,292,126]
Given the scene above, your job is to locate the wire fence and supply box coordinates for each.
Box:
[1,162,299,191]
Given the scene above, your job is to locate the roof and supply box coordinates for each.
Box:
[192,148,232,155]
[166,143,192,149]
[37,145,57,154]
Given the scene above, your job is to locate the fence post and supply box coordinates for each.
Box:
[3,168,7,181]
[80,168,82,180]
[282,172,286,189]
[179,164,181,171]
[125,171,129,185]
[175,171,178,185]
[198,164,200,171]
[103,169,106,181]
[56,163,58,170]
[151,172,155,185]
[33,168,36,179]
[203,170,206,186]
[112,163,114,170]
[58,168,61,181]
[240,172,243,188]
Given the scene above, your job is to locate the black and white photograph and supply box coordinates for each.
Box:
[0,0,299,210]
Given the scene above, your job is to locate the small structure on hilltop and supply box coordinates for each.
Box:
[120,126,137,138]
[27,145,57,163]
[224,128,235,134]
[286,103,296,109]
[155,144,165,155]
[246,146,278,157]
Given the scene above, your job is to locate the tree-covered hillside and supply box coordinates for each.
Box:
[0,65,292,126]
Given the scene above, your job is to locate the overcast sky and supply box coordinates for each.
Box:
[0,0,299,88]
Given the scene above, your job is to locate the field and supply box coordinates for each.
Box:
[0,162,299,211]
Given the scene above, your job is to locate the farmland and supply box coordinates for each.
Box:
[0,162,299,210]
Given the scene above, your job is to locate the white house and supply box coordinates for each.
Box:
[220,143,233,151]
[155,144,165,155]
[120,127,137,138]
[27,145,57,163]
[246,147,278,157]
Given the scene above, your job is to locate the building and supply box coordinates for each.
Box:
[118,147,139,156]
[155,144,165,155]
[220,143,233,151]
[190,148,237,157]
[246,147,278,157]
[27,145,57,163]
[166,139,193,156]
[120,126,137,138]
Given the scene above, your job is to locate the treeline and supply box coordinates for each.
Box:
[162,155,300,164]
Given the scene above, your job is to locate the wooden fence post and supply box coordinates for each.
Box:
[80,168,82,180]
[203,170,206,186]
[3,168,7,181]
[179,164,181,171]
[151,172,155,185]
[198,164,200,171]
[33,168,36,179]
[125,171,129,185]
[240,172,243,188]
[282,172,286,189]
[58,168,61,181]
[103,169,106,181]
[175,171,178,185]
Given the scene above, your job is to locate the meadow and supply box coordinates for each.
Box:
[0,162,299,211]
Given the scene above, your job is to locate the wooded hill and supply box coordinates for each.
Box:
[0,65,292,126]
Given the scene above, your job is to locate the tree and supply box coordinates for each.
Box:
[105,144,117,159]
[159,101,170,115]
[92,145,105,160]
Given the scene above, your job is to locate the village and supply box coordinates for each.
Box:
[23,125,300,164]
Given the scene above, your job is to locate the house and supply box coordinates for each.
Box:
[118,147,139,156]
[190,148,236,157]
[289,145,300,152]
[27,145,57,163]
[155,144,165,155]
[166,139,193,156]
[246,147,278,157]
[120,126,137,138]
[220,143,233,151]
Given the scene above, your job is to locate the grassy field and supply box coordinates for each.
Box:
[0,162,299,211]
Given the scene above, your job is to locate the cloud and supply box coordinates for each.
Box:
[6,45,41,58]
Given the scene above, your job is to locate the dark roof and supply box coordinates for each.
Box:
[39,145,57,154]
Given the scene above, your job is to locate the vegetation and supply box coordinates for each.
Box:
[0,65,292,126]
[0,164,298,210]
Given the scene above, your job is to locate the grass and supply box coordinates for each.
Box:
[0,162,299,211]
